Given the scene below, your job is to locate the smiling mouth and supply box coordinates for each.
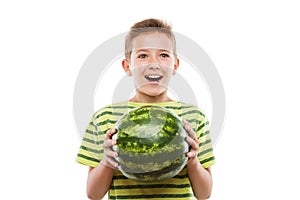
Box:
[145,75,163,82]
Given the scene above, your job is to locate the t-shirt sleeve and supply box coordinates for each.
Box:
[76,112,105,168]
[196,112,216,168]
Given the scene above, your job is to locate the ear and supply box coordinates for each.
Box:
[172,58,179,75]
[122,59,132,76]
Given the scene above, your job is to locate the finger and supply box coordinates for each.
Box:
[107,157,119,168]
[101,156,119,168]
[186,150,198,158]
[105,128,117,140]
[185,135,198,148]
[183,120,198,142]
[103,138,117,148]
[104,146,118,157]
[104,129,118,148]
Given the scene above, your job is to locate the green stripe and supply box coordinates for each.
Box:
[89,121,97,129]
[111,183,190,190]
[77,153,100,163]
[180,104,194,108]
[108,105,135,109]
[109,193,193,199]
[179,110,205,117]
[85,129,94,135]
[198,147,213,157]
[184,118,201,124]
[96,119,117,126]
[85,128,107,136]
[95,111,124,119]
[197,121,209,132]
[199,130,209,138]
[80,145,103,154]
[82,137,103,145]
[86,128,107,136]
[164,106,183,110]
[200,156,215,165]
[169,104,194,109]
[199,138,211,147]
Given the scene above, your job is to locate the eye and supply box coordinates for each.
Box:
[160,53,170,58]
[137,54,148,59]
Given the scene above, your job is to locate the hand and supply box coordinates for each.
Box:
[101,128,118,169]
[183,120,199,162]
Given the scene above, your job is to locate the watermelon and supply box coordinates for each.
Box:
[112,105,189,182]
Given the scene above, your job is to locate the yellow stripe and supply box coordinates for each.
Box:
[200,151,214,160]
[111,187,192,196]
[198,142,213,152]
[76,156,99,167]
[113,177,191,186]
[78,147,103,160]
[83,130,103,140]
[113,169,191,186]
[198,134,210,143]
[202,159,216,168]
[81,140,101,153]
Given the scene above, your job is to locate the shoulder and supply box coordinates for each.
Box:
[92,102,131,120]
[178,102,207,118]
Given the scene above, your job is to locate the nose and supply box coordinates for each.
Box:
[147,54,161,69]
[148,54,160,64]
[148,64,160,70]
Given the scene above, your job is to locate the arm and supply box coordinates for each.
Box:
[87,165,114,200]
[184,120,213,199]
[187,161,212,199]
[86,128,118,200]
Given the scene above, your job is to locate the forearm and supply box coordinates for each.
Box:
[87,163,114,200]
[187,160,212,199]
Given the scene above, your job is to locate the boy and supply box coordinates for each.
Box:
[76,18,215,200]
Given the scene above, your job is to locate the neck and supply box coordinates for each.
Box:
[129,91,173,103]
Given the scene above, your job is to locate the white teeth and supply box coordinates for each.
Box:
[147,75,161,78]
[145,75,163,81]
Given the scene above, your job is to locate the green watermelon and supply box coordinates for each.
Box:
[113,105,189,182]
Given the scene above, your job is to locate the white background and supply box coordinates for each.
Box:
[1,0,299,199]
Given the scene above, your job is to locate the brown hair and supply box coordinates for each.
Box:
[124,18,177,60]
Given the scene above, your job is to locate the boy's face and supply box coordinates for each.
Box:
[123,32,179,99]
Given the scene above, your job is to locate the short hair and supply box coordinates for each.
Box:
[125,18,177,61]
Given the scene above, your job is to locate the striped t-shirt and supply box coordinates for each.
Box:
[76,101,215,200]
